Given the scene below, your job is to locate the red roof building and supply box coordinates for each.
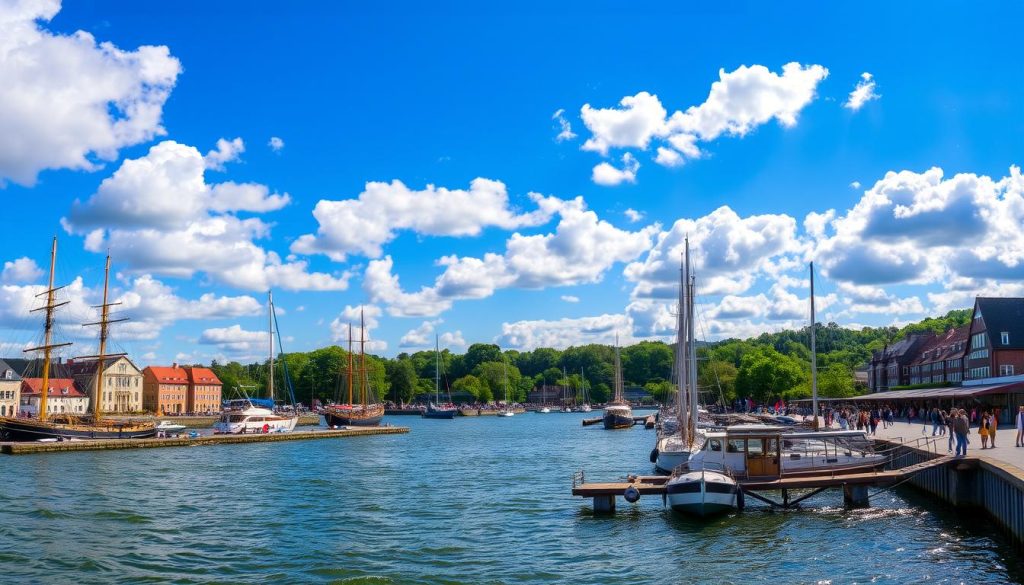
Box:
[185,367,222,414]
[142,365,189,415]
[20,378,89,416]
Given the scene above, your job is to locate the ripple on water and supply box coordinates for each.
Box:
[1,414,1023,584]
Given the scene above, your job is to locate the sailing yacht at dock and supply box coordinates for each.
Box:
[0,240,155,441]
[213,291,298,434]
[422,335,457,419]
[602,337,632,429]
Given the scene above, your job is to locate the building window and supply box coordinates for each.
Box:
[999,364,1014,376]
[972,333,986,349]
[1001,332,1009,345]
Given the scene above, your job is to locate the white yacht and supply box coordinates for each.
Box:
[685,426,886,478]
[213,400,298,434]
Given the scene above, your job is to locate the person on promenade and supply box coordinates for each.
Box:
[1016,406,1024,448]
[989,411,997,448]
[946,410,956,453]
[953,409,970,457]
[979,412,990,449]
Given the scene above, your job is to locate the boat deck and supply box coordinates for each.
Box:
[1,426,408,455]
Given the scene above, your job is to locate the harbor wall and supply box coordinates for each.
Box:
[882,440,1024,547]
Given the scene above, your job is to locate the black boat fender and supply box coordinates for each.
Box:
[736,486,745,512]
[623,485,640,503]
[649,448,659,463]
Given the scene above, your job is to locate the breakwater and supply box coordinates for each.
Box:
[0,426,408,455]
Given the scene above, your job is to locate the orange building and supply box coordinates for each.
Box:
[142,365,189,415]
[186,367,222,414]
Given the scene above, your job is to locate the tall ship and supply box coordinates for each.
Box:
[602,336,632,429]
[0,240,155,441]
[422,335,457,419]
[213,291,298,434]
[322,309,385,427]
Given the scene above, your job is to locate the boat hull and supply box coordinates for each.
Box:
[655,449,692,474]
[602,412,634,429]
[666,472,738,517]
[0,417,156,441]
[323,411,383,427]
[421,408,457,419]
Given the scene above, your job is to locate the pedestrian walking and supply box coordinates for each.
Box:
[1016,406,1024,448]
[980,412,991,449]
[946,410,956,453]
[989,411,997,448]
[953,409,970,457]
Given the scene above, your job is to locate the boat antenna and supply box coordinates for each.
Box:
[810,262,819,430]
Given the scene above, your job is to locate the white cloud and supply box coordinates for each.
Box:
[292,178,560,262]
[552,108,577,142]
[850,181,862,190]
[62,141,345,292]
[365,197,658,317]
[1,257,43,284]
[844,72,880,111]
[330,305,386,351]
[203,137,245,171]
[561,295,580,303]
[439,330,466,348]
[199,325,269,353]
[624,208,644,223]
[814,166,1024,286]
[397,319,464,349]
[0,0,181,186]
[496,313,634,350]
[625,206,800,300]
[592,153,639,186]
[578,63,828,168]
[268,136,284,152]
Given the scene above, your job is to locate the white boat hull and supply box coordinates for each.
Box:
[213,407,299,434]
[666,471,738,517]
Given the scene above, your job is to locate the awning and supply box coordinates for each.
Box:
[847,381,1024,401]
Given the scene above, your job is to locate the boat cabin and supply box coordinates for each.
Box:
[689,426,880,479]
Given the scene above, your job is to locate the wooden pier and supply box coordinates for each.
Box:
[572,455,960,512]
[0,426,408,455]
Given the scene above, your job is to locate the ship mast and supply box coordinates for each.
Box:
[613,334,623,402]
[347,323,354,405]
[676,249,688,445]
[360,308,367,408]
[26,237,72,421]
[268,291,274,402]
[688,260,698,446]
[810,262,819,430]
[435,334,440,403]
[81,254,127,420]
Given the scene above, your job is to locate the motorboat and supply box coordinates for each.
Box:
[213,400,298,434]
[155,421,188,433]
[666,464,740,517]
[538,407,551,413]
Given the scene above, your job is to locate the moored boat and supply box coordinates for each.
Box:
[422,335,457,420]
[602,339,632,429]
[666,466,739,517]
[322,309,385,427]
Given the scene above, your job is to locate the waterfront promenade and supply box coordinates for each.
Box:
[871,419,1024,470]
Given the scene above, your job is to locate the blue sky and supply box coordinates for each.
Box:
[2,1,1024,364]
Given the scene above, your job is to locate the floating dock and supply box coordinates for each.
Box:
[0,426,408,455]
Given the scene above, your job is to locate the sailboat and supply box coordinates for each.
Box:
[498,355,515,417]
[0,240,155,441]
[578,368,592,412]
[655,242,707,473]
[213,291,298,434]
[322,309,385,426]
[666,239,738,517]
[602,336,633,429]
[560,368,574,412]
[422,334,457,419]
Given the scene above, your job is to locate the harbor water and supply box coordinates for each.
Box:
[1,412,1022,584]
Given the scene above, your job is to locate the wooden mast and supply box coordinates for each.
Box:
[677,249,688,445]
[360,308,367,408]
[347,323,354,406]
[81,254,126,420]
[613,334,623,402]
[268,291,274,402]
[435,334,440,404]
[28,237,69,421]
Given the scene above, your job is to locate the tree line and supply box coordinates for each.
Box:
[203,309,971,407]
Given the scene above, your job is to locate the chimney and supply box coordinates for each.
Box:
[172,362,178,369]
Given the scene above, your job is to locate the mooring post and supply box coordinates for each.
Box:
[843,484,870,507]
[593,495,616,513]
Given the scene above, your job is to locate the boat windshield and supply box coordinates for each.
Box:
[229,414,246,422]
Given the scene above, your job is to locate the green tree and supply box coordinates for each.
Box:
[818,363,857,398]
[697,358,738,404]
[735,346,806,403]
[452,374,483,400]
[622,341,673,385]
[463,343,502,373]
[386,359,418,404]
[644,379,674,404]
[474,360,522,402]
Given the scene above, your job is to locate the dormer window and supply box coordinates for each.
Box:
[1001,332,1009,345]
